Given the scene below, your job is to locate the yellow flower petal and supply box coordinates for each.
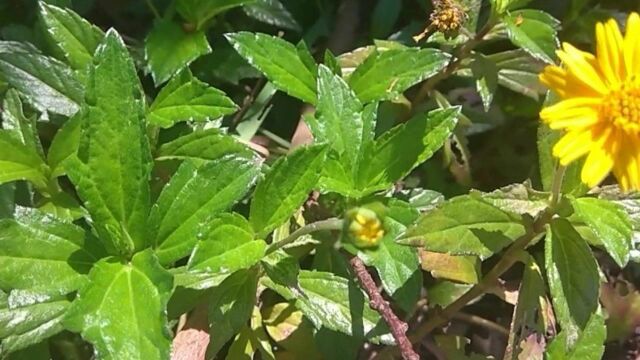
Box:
[553,130,593,165]
[557,43,608,95]
[540,98,600,128]
[596,20,625,86]
[613,134,640,191]
[580,127,615,187]
[624,12,640,78]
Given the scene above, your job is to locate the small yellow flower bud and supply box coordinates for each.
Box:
[346,207,385,248]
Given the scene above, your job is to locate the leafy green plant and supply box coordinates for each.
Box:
[0,0,639,359]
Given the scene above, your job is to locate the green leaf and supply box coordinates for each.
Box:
[147,69,238,128]
[172,267,228,291]
[398,195,527,259]
[371,0,402,38]
[225,306,275,360]
[151,157,261,265]
[315,103,378,197]
[264,270,393,344]
[47,113,81,178]
[197,38,262,86]
[261,250,301,291]
[243,0,301,32]
[4,341,51,360]
[546,312,606,359]
[0,130,48,189]
[476,182,550,217]
[2,89,43,159]
[0,296,70,355]
[492,0,533,13]
[145,20,212,85]
[38,191,87,221]
[359,217,421,311]
[488,49,545,100]
[207,269,259,358]
[505,255,549,360]
[428,281,473,308]
[570,197,633,267]
[314,328,362,360]
[347,48,450,103]
[0,208,99,296]
[420,250,480,284]
[177,0,256,30]
[323,50,341,76]
[64,250,173,360]
[38,2,104,71]
[0,42,83,116]
[226,32,317,104]
[545,219,600,344]
[504,10,560,64]
[188,213,266,272]
[249,144,327,238]
[470,53,498,112]
[0,184,14,219]
[156,128,254,162]
[314,65,369,179]
[263,302,321,358]
[359,107,459,191]
[66,29,152,257]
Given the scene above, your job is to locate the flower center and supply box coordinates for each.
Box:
[349,213,384,246]
[602,85,640,133]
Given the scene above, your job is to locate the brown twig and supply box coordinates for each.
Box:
[375,166,567,360]
[349,256,420,360]
[409,17,497,114]
[231,77,267,129]
[452,312,510,337]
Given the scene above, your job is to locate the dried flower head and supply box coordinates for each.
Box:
[430,0,466,34]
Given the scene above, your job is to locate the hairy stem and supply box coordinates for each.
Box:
[350,256,420,360]
[549,165,566,208]
[265,218,343,255]
[410,18,497,113]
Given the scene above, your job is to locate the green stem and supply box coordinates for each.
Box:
[550,165,566,209]
[144,0,161,19]
[259,129,292,149]
[265,218,343,255]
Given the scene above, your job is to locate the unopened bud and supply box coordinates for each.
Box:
[346,207,384,248]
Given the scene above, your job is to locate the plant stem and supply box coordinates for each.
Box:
[406,216,547,340]
[144,0,161,19]
[549,165,566,208]
[350,256,420,360]
[410,18,497,113]
[230,78,267,129]
[259,129,292,149]
[265,218,343,255]
[451,312,510,337]
[373,163,569,359]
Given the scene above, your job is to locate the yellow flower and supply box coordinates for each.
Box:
[539,12,640,191]
[347,207,384,248]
